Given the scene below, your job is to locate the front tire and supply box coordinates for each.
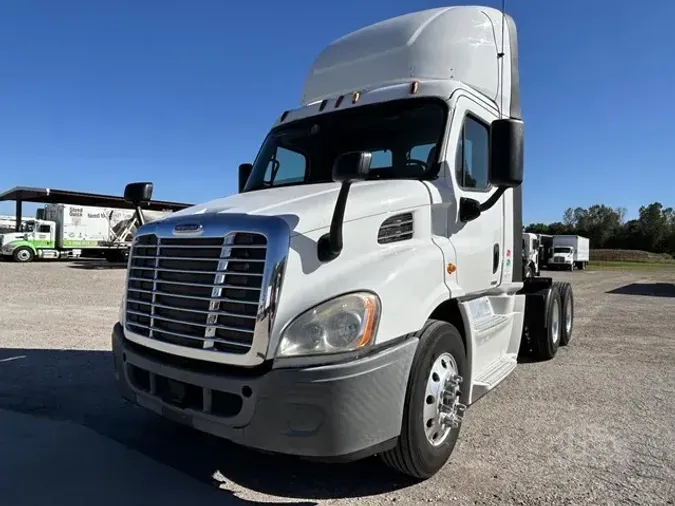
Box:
[13,247,34,263]
[380,320,468,480]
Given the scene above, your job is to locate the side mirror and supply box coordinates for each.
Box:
[488,118,524,188]
[459,197,482,223]
[124,182,154,206]
[238,163,253,193]
[124,182,153,228]
[333,151,372,183]
[317,151,372,263]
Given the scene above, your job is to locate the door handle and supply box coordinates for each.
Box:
[493,243,499,273]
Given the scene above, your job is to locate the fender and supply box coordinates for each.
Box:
[269,212,452,357]
[1,240,38,255]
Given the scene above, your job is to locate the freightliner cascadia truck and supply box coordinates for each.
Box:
[112,5,575,479]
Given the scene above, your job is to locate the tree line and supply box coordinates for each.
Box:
[525,202,675,257]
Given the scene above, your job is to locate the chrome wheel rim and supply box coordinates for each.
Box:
[16,249,30,261]
[551,299,560,344]
[423,352,465,447]
[565,298,572,334]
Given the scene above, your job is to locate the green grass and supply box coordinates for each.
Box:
[588,260,675,271]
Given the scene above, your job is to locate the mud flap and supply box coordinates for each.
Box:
[517,277,553,353]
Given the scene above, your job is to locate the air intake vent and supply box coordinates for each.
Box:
[378,213,414,244]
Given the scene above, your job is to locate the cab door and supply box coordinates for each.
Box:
[36,223,53,247]
[446,96,504,295]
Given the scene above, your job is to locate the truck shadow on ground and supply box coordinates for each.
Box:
[606,282,675,298]
[67,260,128,270]
[0,348,418,504]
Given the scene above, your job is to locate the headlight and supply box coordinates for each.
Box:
[276,292,381,358]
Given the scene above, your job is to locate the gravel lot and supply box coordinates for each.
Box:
[1,260,674,506]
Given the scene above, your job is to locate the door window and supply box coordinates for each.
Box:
[455,116,490,190]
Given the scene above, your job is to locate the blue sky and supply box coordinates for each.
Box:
[1,0,673,224]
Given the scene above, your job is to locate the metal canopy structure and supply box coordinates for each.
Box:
[0,186,192,232]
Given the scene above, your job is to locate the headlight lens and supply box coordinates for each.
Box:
[276,292,380,358]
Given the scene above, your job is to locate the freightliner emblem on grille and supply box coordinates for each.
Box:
[173,222,203,234]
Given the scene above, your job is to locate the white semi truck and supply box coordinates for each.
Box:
[0,203,168,262]
[548,235,590,271]
[522,232,541,278]
[112,6,576,479]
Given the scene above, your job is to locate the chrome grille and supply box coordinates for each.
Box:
[125,232,267,355]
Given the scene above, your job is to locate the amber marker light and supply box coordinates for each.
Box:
[446,263,457,274]
[356,296,379,348]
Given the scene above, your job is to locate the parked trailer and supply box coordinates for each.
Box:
[548,235,590,271]
[0,203,169,262]
[112,5,575,480]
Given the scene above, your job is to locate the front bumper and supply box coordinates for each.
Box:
[112,323,417,460]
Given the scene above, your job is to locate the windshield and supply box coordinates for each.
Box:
[19,221,35,233]
[554,247,573,254]
[244,98,448,192]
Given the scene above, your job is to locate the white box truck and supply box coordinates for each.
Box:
[0,203,168,262]
[112,5,576,480]
[548,235,590,271]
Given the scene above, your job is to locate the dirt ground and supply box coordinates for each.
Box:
[1,260,674,506]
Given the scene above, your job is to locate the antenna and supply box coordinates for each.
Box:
[498,0,506,119]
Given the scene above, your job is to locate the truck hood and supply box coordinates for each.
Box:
[0,232,25,243]
[164,180,431,235]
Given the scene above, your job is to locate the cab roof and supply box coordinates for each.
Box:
[300,5,520,119]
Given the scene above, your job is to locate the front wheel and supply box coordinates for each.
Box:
[13,247,34,263]
[380,320,468,480]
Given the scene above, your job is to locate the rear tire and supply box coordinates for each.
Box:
[553,281,574,346]
[13,247,34,263]
[380,320,468,480]
[531,286,562,361]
